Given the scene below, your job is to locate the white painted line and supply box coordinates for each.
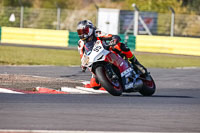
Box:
[0,129,148,133]
[61,87,94,94]
[176,67,200,69]
[76,86,107,94]
[0,88,24,94]
[62,80,107,94]
[82,81,90,85]
[61,86,107,94]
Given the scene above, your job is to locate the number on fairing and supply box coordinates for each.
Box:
[93,46,102,52]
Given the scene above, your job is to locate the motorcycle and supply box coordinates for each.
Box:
[81,37,156,96]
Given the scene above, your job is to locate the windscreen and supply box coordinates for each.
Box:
[84,40,96,55]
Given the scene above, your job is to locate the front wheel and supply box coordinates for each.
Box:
[95,66,123,96]
[139,75,156,96]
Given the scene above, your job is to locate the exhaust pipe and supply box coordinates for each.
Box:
[133,79,143,90]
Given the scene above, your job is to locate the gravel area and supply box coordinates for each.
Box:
[0,74,83,91]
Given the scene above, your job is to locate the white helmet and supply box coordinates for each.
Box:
[77,20,94,40]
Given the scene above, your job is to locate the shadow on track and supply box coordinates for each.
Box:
[60,74,86,77]
[122,94,194,98]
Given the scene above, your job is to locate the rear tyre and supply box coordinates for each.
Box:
[95,66,122,96]
[139,75,156,96]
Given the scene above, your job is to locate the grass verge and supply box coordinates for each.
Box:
[0,45,200,68]
[0,45,80,66]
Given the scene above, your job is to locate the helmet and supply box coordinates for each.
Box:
[77,20,94,41]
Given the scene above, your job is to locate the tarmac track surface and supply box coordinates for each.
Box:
[0,66,200,132]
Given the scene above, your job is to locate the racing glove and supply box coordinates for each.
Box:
[81,66,87,72]
[109,35,121,46]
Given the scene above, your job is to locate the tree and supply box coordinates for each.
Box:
[2,0,32,7]
[181,0,200,14]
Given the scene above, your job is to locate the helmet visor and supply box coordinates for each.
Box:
[77,27,89,37]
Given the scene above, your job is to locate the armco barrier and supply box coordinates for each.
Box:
[68,32,136,50]
[1,27,69,47]
[136,35,200,56]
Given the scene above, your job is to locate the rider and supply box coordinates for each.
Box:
[77,20,148,89]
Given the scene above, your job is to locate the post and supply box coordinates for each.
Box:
[20,6,24,28]
[169,7,175,37]
[57,7,61,30]
[132,4,139,36]
[94,3,99,27]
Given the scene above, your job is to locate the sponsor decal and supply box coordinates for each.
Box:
[121,67,133,77]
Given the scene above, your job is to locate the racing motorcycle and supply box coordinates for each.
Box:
[81,38,156,96]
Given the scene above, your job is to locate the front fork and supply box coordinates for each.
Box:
[104,64,119,82]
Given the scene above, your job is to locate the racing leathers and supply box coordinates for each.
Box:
[78,29,147,89]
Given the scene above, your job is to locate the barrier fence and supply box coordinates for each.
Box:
[136,35,200,56]
[0,27,136,50]
[120,11,200,37]
[0,7,199,56]
[0,7,97,31]
[0,27,199,56]
[0,7,200,37]
[1,27,69,47]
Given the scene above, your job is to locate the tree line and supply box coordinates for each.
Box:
[0,0,200,14]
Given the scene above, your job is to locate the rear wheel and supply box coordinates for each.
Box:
[139,75,156,96]
[95,66,123,96]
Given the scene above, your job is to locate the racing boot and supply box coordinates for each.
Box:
[84,77,101,90]
[129,56,148,76]
[90,77,101,90]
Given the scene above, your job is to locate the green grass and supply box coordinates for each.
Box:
[135,53,200,68]
[0,45,200,68]
[0,46,80,66]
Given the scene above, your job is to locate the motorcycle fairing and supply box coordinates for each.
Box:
[104,52,129,73]
[81,40,110,68]
[104,53,135,90]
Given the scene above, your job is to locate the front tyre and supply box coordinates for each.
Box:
[139,75,156,96]
[95,66,123,96]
